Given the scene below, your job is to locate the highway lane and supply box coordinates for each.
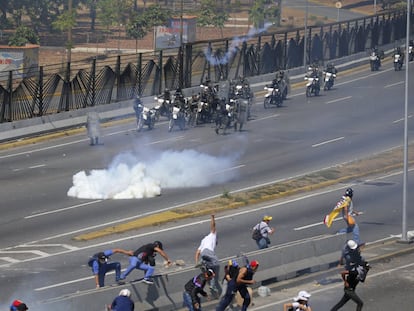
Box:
[0,61,413,249]
[249,249,414,311]
[283,0,367,21]
[1,169,413,309]
[1,59,413,305]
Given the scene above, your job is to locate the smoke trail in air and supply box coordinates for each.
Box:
[67,149,240,199]
[204,23,272,66]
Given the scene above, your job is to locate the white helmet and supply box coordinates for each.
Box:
[119,289,131,297]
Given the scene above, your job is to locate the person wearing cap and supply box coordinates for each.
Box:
[183,269,215,311]
[109,289,135,311]
[10,300,28,311]
[338,188,362,243]
[252,215,275,249]
[236,260,259,311]
[195,214,221,296]
[119,241,171,285]
[339,240,364,270]
[283,290,312,311]
[88,248,131,288]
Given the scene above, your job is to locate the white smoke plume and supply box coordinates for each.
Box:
[204,23,272,66]
[67,149,239,199]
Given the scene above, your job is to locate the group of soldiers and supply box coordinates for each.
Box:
[139,76,254,134]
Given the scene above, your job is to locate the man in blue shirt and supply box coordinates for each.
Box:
[89,248,131,288]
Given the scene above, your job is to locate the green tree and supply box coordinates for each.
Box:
[197,0,229,38]
[126,5,171,40]
[249,0,280,29]
[8,25,39,46]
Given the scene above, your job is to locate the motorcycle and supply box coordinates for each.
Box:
[409,44,413,62]
[263,85,283,108]
[154,92,172,121]
[136,104,156,131]
[168,105,186,132]
[323,71,336,90]
[393,53,403,71]
[369,51,381,71]
[305,75,320,97]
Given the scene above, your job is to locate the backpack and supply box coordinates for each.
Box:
[252,224,263,241]
[356,261,370,282]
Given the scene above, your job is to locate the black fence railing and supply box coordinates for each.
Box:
[0,9,410,123]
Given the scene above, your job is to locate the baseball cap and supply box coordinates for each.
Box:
[263,215,273,221]
[206,269,215,277]
[347,240,358,250]
[294,290,311,301]
[250,260,259,269]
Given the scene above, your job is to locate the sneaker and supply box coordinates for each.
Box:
[142,278,154,285]
[117,280,125,285]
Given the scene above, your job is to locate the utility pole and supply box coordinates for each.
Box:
[67,0,73,63]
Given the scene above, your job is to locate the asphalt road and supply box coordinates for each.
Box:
[1,60,413,309]
[245,248,414,311]
[283,0,367,22]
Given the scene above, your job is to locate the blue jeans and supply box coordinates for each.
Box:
[183,291,200,311]
[120,256,154,280]
[338,223,360,244]
[216,279,237,311]
[237,285,251,311]
[256,237,269,249]
[97,262,121,287]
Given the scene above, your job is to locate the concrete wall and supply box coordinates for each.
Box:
[38,234,346,311]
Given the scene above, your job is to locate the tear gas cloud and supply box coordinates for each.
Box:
[67,149,239,199]
[204,23,272,66]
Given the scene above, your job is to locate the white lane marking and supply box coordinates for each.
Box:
[18,244,80,251]
[24,200,102,219]
[0,139,87,159]
[251,114,280,121]
[35,275,94,291]
[385,81,404,88]
[312,136,344,147]
[294,217,341,230]
[0,250,49,257]
[393,114,413,123]
[325,96,352,104]
[29,164,46,169]
[290,67,394,97]
[0,257,21,263]
[251,261,414,310]
[0,134,185,159]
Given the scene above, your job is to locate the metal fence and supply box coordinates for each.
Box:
[0,9,410,123]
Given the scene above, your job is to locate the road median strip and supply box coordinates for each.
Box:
[73,144,414,241]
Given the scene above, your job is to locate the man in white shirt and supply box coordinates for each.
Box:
[195,214,221,297]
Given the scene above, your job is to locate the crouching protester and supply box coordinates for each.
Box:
[283,290,312,311]
[10,300,28,311]
[183,269,215,311]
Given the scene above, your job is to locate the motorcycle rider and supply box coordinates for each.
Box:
[409,40,414,61]
[325,63,337,75]
[393,46,404,69]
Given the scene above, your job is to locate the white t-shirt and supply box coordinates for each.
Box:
[198,232,217,252]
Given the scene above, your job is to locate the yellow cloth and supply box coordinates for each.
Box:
[324,196,351,228]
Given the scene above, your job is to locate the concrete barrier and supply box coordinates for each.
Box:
[38,234,346,311]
